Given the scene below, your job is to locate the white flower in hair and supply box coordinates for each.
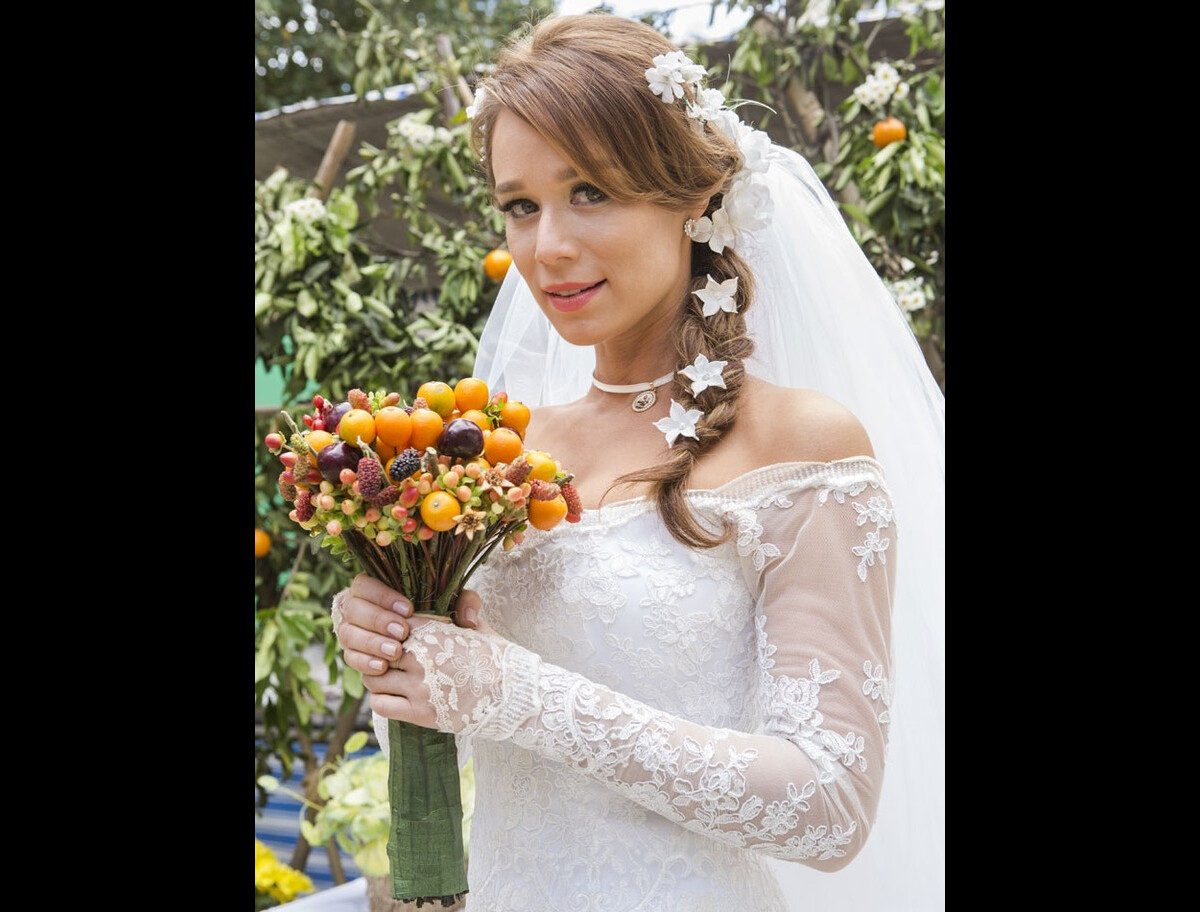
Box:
[692,275,739,317]
[708,174,773,252]
[645,50,706,104]
[691,87,726,122]
[284,197,327,224]
[653,400,704,447]
[679,353,728,396]
[723,120,772,174]
[466,86,487,119]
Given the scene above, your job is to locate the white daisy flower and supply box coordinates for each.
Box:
[284,197,327,223]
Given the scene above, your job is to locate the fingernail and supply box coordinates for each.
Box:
[381,642,398,658]
[369,659,385,672]
[387,622,407,639]
[393,600,412,616]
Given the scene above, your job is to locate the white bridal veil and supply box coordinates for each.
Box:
[474,143,945,911]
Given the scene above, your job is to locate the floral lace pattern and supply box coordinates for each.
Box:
[375,459,896,911]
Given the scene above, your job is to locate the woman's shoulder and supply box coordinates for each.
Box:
[736,375,875,463]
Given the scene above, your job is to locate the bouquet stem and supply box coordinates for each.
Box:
[387,719,469,904]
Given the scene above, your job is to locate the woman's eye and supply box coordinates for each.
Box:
[572,183,607,205]
[498,198,536,218]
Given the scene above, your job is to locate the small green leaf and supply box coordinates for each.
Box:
[297,289,318,318]
[258,774,280,791]
[255,293,273,317]
[300,819,322,847]
[345,731,369,754]
[345,292,364,314]
[343,667,364,699]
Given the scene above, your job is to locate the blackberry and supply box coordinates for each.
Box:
[389,448,422,483]
[357,457,384,499]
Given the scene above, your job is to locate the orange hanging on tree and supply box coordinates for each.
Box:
[483,248,513,282]
[255,528,271,558]
[872,117,907,149]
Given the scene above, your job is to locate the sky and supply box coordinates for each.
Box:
[554,1,753,41]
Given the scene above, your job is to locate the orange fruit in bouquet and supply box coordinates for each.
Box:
[484,427,524,465]
[374,406,413,448]
[528,495,568,531]
[483,249,512,282]
[409,408,445,451]
[525,450,558,482]
[459,409,492,432]
[498,399,531,438]
[416,381,456,419]
[420,491,462,532]
[255,528,271,557]
[454,378,490,413]
[375,439,398,463]
[338,409,376,447]
[304,429,334,455]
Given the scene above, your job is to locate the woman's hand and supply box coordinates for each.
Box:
[335,574,487,673]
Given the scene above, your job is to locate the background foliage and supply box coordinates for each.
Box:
[255,0,944,875]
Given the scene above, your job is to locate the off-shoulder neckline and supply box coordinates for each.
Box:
[575,457,887,518]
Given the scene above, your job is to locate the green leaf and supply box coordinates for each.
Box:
[345,731,370,754]
[255,293,273,317]
[872,141,904,167]
[255,621,278,683]
[345,291,364,314]
[258,774,281,792]
[297,289,318,318]
[300,819,322,847]
[343,667,364,699]
[865,186,897,216]
[840,202,872,227]
[305,676,326,705]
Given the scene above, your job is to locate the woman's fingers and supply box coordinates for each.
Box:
[349,573,414,617]
[342,647,391,676]
[453,589,481,629]
[339,612,409,659]
[341,593,413,641]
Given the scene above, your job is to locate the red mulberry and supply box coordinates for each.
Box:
[371,486,400,508]
[278,473,297,503]
[295,489,316,522]
[529,480,561,501]
[505,459,531,485]
[561,482,583,518]
[348,388,370,411]
[357,457,384,499]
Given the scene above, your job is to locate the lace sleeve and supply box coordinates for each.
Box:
[402,479,897,870]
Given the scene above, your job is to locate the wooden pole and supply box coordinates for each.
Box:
[435,34,475,121]
[308,120,357,202]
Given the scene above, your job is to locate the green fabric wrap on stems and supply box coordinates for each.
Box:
[387,718,469,904]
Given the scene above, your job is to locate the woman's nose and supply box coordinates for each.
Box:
[534,209,578,265]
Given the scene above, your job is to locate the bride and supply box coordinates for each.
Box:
[331,13,944,911]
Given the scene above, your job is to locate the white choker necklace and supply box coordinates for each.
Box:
[592,370,676,412]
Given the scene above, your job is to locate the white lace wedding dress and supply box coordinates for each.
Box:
[370,458,896,911]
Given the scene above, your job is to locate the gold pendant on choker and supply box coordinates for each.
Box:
[632,390,658,412]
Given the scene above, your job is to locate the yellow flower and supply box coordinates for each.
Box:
[254,839,273,864]
[275,867,315,900]
[254,857,281,891]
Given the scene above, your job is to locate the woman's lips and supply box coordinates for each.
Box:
[544,280,605,312]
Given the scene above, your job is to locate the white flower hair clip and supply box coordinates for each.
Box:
[692,275,739,316]
[653,400,703,447]
[645,50,706,104]
[465,86,487,119]
[678,353,728,396]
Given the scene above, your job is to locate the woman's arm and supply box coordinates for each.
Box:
[339,471,896,871]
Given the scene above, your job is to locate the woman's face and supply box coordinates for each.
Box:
[490,110,696,351]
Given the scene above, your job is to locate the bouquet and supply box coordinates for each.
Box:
[265,379,581,907]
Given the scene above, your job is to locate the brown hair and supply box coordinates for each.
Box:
[471,14,755,549]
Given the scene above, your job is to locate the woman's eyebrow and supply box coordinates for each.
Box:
[495,166,579,196]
